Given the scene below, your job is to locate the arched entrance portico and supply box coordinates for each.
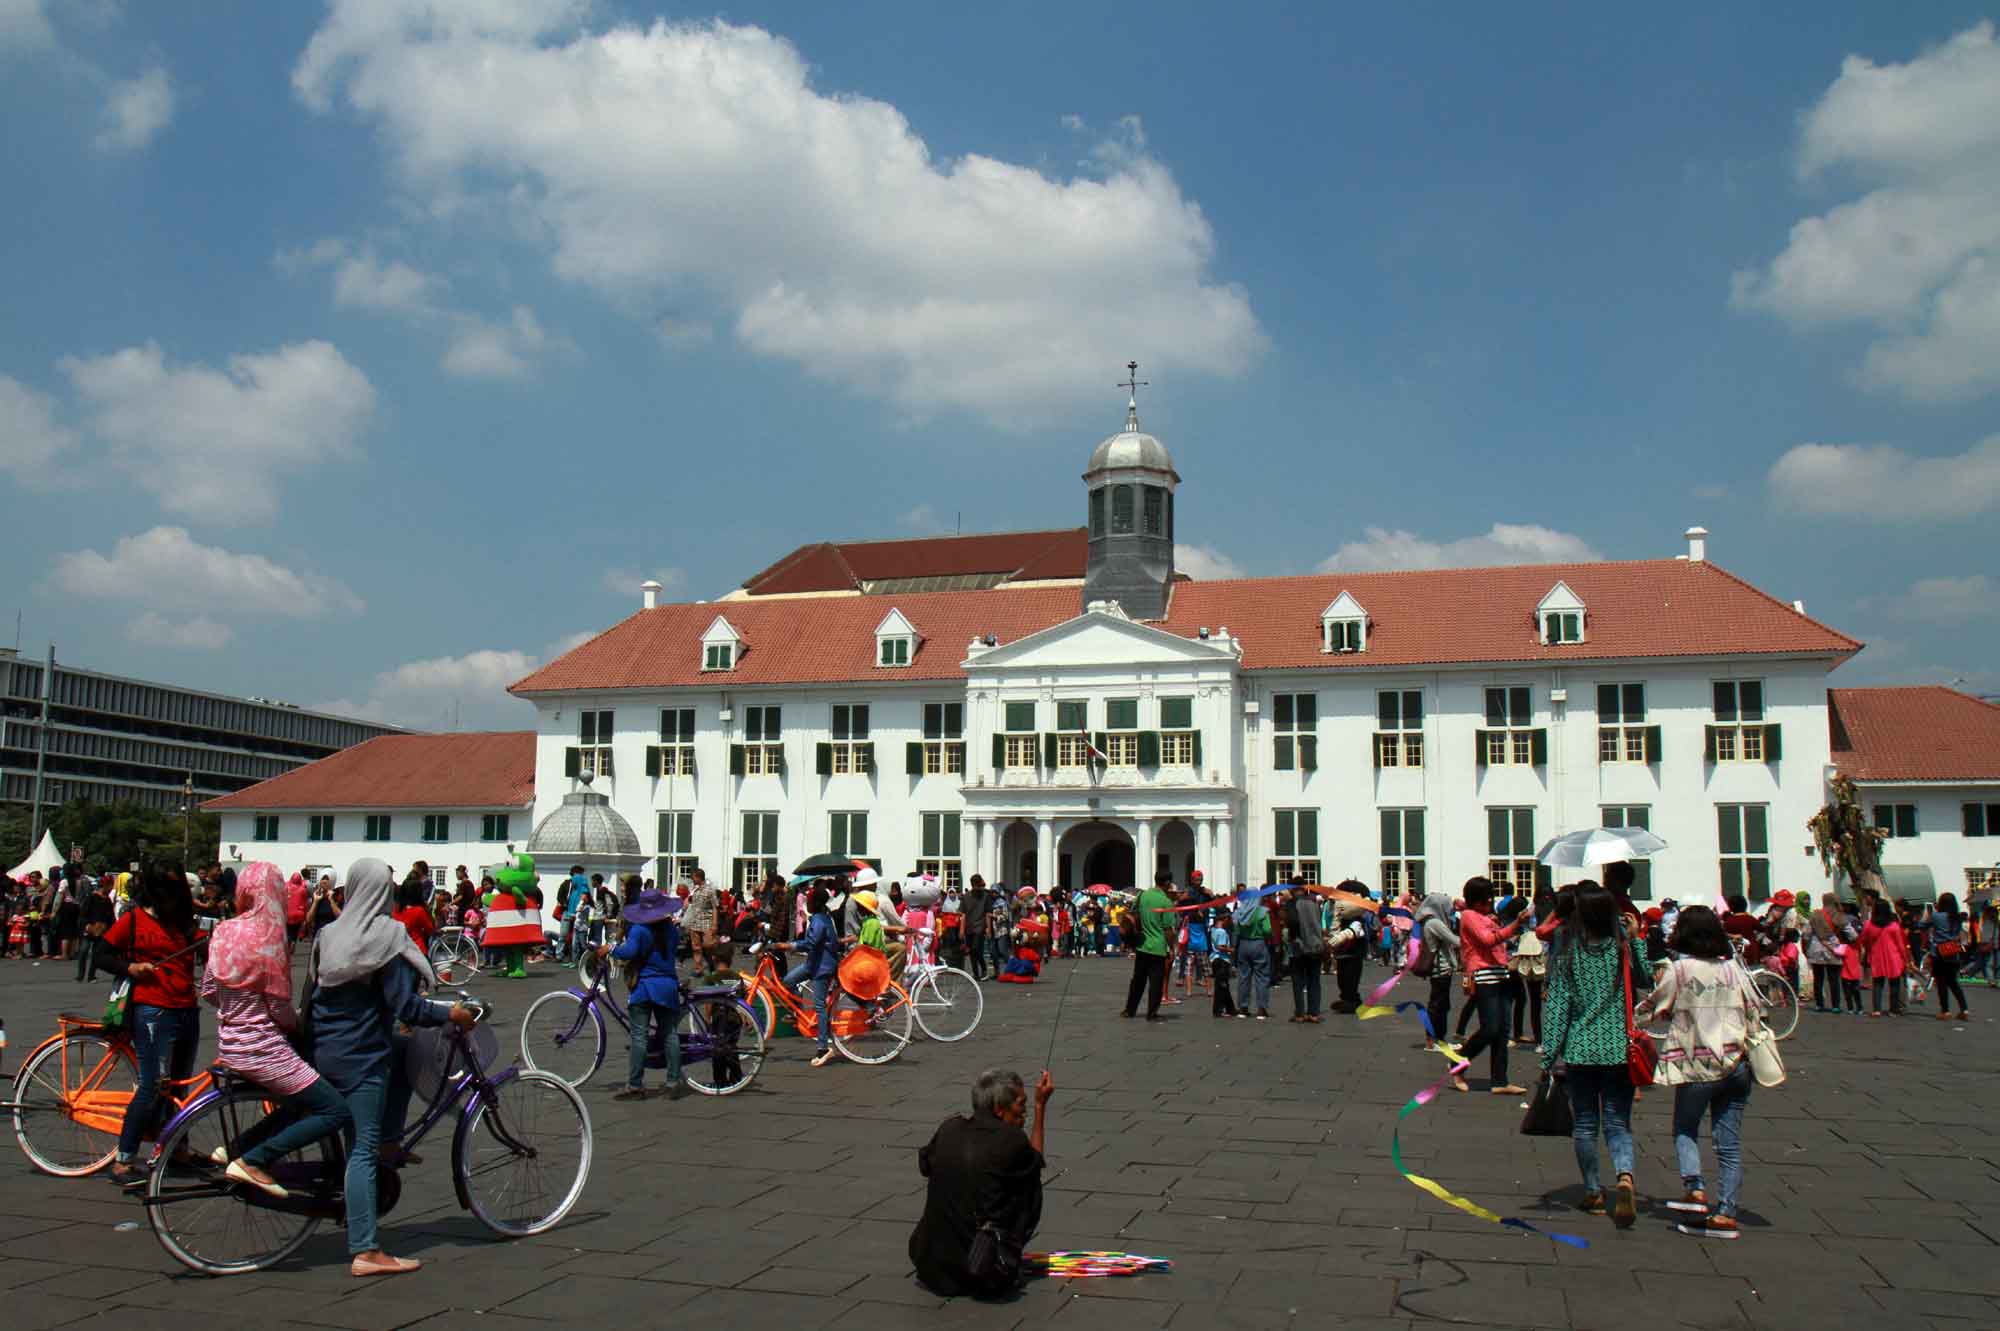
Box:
[999,819,1038,888]
[1156,818,1196,887]
[1060,820,1134,892]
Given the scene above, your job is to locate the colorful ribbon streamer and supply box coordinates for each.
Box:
[1027,1251,1173,1278]
[1357,999,1590,1249]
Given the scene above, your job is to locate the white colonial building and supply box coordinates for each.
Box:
[496,399,1864,905]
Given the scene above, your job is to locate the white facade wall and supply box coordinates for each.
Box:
[1849,783,2000,902]
[218,806,531,887]
[524,606,1846,904]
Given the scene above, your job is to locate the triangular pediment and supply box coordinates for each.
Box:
[967,609,1232,671]
[1321,590,1366,621]
[874,607,919,639]
[701,615,742,645]
[1536,581,1585,613]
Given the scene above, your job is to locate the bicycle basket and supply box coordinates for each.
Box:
[837,945,891,1001]
[405,1022,499,1105]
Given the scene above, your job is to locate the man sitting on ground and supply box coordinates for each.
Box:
[910,1067,1054,1298]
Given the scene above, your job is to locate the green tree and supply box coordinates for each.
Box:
[2,799,219,875]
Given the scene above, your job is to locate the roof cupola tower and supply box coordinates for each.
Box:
[1082,361,1178,620]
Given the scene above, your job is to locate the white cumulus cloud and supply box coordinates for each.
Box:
[332,250,442,313]
[292,5,1263,423]
[601,567,687,599]
[1733,23,2000,403]
[442,306,557,380]
[1894,574,1994,623]
[52,526,365,619]
[0,0,54,50]
[126,611,234,651]
[0,374,79,477]
[59,339,375,522]
[1767,436,2000,520]
[94,66,173,153]
[1320,524,1602,573]
[316,632,588,729]
[1175,542,1245,580]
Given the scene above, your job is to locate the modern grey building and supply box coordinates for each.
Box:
[0,648,399,815]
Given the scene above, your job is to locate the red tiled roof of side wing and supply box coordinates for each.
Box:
[202,732,537,811]
[740,529,1085,594]
[512,558,1859,694]
[1829,687,2000,782]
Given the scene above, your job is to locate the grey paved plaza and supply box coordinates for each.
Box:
[2,953,1996,1331]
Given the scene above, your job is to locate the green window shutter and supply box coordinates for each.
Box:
[1410,861,1426,893]
[1488,808,1509,856]
[1408,810,1425,854]
[921,813,940,858]
[907,741,924,775]
[729,744,746,776]
[1275,811,1295,857]
[1965,804,1984,837]
[992,734,1007,771]
[1485,690,1505,727]
[1474,730,1488,768]
[1513,809,1534,856]
[1535,863,1553,893]
[1380,809,1401,857]
[942,814,961,858]
[1138,730,1161,767]
[945,703,963,737]
[1372,733,1383,770]
[1273,694,1294,727]
[1057,699,1086,731]
[1703,726,1718,763]
[1299,811,1319,857]
[1299,735,1317,771]
[1872,805,1890,832]
[1378,692,1399,729]
[1161,697,1192,729]
[1045,733,1059,769]
[564,747,580,778]
[1531,728,1549,766]
[645,746,661,777]
[1191,731,1202,768]
[1596,683,1619,721]
[1297,694,1317,727]
[1644,725,1662,764]
[1006,700,1035,731]
[1763,724,1782,762]
[1093,731,1107,761]
[1712,681,1736,721]
[816,742,833,776]
[1274,736,1293,770]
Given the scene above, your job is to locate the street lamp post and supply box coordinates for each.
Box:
[181,772,193,865]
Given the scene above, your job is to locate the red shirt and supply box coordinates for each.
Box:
[104,908,197,1009]
[394,905,435,951]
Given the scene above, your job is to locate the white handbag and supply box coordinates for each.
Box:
[1742,968,1786,1087]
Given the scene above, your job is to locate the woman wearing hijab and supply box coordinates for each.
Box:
[308,857,474,1277]
[202,862,350,1197]
[103,864,203,1185]
[596,887,684,1100]
[1415,893,1463,1078]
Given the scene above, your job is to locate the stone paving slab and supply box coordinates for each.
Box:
[5,953,2000,1328]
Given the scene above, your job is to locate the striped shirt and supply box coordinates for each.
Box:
[200,971,320,1097]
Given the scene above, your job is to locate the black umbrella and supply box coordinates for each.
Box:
[793,853,862,877]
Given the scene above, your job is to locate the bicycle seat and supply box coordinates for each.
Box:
[57,1012,107,1031]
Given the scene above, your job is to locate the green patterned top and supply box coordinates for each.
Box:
[1540,928,1638,1069]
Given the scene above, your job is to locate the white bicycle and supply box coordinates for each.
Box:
[903,958,983,1042]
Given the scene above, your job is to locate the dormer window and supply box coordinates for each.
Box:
[1536,582,1586,645]
[701,615,743,671]
[1320,591,1368,654]
[874,608,919,669]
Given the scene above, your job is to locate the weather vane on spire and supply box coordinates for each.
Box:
[1118,359,1148,430]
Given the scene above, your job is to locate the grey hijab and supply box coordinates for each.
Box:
[1417,892,1459,959]
[312,857,436,990]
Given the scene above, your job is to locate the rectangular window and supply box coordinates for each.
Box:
[1111,485,1134,534]
[421,814,449,843]
[1486,806,1538,893]
[1545,611,1582,643]
[740,705,784,773]
[1105,698,1138,730]
[828,703,871,773]
[1056,734,1094,768]
[1003,734,1040,769]
[879,637,910,667]
[1004,700,1036,732]
[572,707,615,778]
[1599,805,1654,899]
[1480,686,1540,767]
[252,815,279,841]
[1964,803,2000,837]
[1102,732,1139,766]
[736,811,779,892]
[829,811,868,857]
[918,812,963,891]
[1272,692,1317,771]
[1380,808,1426,897]
[919,704,966,776]
[1268,809,1321,884]
[651,708,695,776]
[1154,696,1197,766]
[1328,618,1362,652]
[1374,689,1424,768]
[481,813,510,842]
[704,642,733,671]
[1596,683,1655,764]
[1708,681,1776,765]
[1717,804,1771,902]
[363,815,392,842]
[656,810,696,884]
[307,815,335,843]
[1100,698,1140,767]
[1143,486,1164,535]
[1871,804,1917,838]
[1056,699,1087,733]
[1089,487,1105,537]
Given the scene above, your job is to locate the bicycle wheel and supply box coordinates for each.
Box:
[147,1088,332,1276]
[456,1070,592,1237]
[677,999,767,1096]
[910,967,983,1043]
[739,975,778,1040]
[1753,970,1800,1040]
[831,985,913,1065]
[430,929,481,981]
[518,990,608,1088]
[12,1031,136,1176]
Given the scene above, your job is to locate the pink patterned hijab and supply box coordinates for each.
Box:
[207,861,292,1000]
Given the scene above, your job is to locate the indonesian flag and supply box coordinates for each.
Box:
[1078,726,1107,764]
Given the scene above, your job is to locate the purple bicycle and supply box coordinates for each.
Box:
[140,997,592,1275]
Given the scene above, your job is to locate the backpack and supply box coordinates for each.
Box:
[1408,928,1437,978]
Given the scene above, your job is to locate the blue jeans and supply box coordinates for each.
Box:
[340,1055,415,1257]
[117,1004,200,1162]
[783,964,834,1051]
[237,1078,350,1169]
[1564,1062,1636,1195]
[1290,957,1322,1017]
[988,930,1011,976]
[627,999,681,1089]
[1673,1060,1752,1216]
[1235,938,1272,1011]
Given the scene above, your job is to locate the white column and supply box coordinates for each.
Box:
[966,817,984,884]
[1201,818,1217,882]
[1216,817,1234,889]
[1136,816,1155,887]
[1035,818,1055,890]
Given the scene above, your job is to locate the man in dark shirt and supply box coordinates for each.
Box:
[910,1067,1053,1298]
[962,877,992,981]
[77,877,118,981]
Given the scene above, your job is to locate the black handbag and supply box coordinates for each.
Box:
[1520,1069,1573,1137]
[966,1219,1023,1291]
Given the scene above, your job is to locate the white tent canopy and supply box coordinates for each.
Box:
[8,828,61,882]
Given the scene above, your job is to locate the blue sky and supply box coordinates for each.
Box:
[3,1,1996,729]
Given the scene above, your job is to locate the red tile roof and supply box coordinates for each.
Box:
[203,732,537,811]
[1829,687,2000,782]
[513,558,1859,694]
[739,529,1085,595]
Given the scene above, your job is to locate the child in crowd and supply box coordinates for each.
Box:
[1775,929,1802,991]
[1209,942,1238,1017]
[1838,930,1864,1014]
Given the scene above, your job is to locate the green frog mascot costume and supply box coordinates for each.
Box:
[482,853,545,979]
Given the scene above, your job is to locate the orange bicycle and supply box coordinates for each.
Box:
[737,945,913,1064]
[8,1013,216,1177]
